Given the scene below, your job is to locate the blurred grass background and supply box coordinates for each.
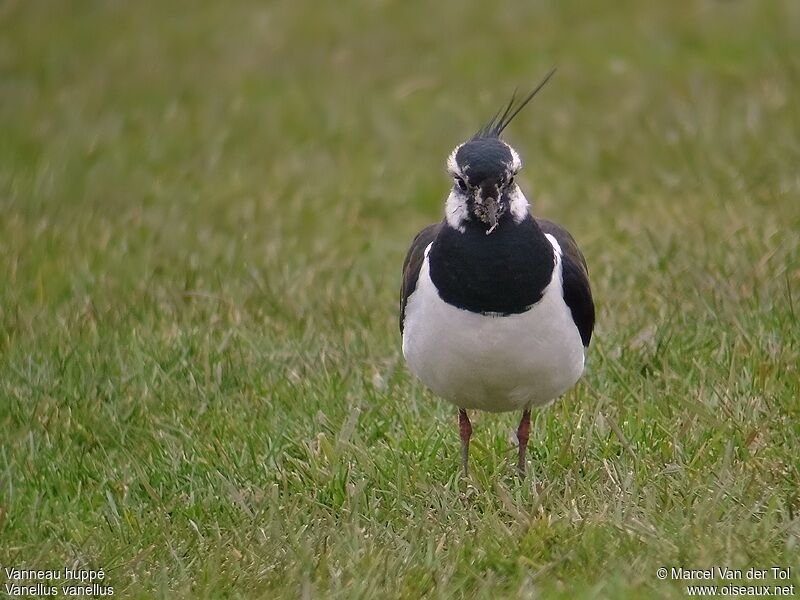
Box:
[1,0,799,598]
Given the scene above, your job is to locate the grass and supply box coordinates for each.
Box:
[1,0,799,597]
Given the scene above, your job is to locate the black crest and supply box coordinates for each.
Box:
[473,67,557,140]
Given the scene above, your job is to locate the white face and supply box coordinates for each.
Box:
[444,140,528,233]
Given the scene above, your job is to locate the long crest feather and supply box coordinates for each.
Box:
[473,67,557,139]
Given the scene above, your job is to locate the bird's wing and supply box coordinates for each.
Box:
[400,222,443,333]
[535,218,595,347]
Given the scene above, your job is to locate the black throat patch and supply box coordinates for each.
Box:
[428,214,555,315]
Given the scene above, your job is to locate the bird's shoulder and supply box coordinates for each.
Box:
[400,221,443,333]
[535,217,595,346]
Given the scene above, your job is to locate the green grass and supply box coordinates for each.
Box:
[1,1,799,598]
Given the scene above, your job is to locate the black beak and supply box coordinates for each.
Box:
[485,199,498,232]
[476,184,500,234]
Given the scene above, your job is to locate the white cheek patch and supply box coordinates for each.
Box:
[445,189,468,232]
[446,142,469,232]
[509,185,530,223]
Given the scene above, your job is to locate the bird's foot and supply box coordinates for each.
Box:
[516,409,531,479]
[458,408,472,478]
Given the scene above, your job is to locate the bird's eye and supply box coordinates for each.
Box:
[454,176,468,192]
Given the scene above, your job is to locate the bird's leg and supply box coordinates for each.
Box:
[458,408,472,477]
[516,409,531,478]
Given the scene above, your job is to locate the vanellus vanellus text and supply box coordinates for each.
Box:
[400,69,595,478]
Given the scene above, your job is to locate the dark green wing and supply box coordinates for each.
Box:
[536,218,595,346]
[400,222,442,333]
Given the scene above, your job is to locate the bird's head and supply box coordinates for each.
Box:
[445,68,555,235]
[447,137,521,234]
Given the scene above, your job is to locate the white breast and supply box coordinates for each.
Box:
[402,235,585,413]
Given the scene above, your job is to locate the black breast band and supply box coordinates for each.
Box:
[428,215,555,315]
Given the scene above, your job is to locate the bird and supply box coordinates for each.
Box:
[399,69,595,478]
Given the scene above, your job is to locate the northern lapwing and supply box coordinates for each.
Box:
[399,70,595,478]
